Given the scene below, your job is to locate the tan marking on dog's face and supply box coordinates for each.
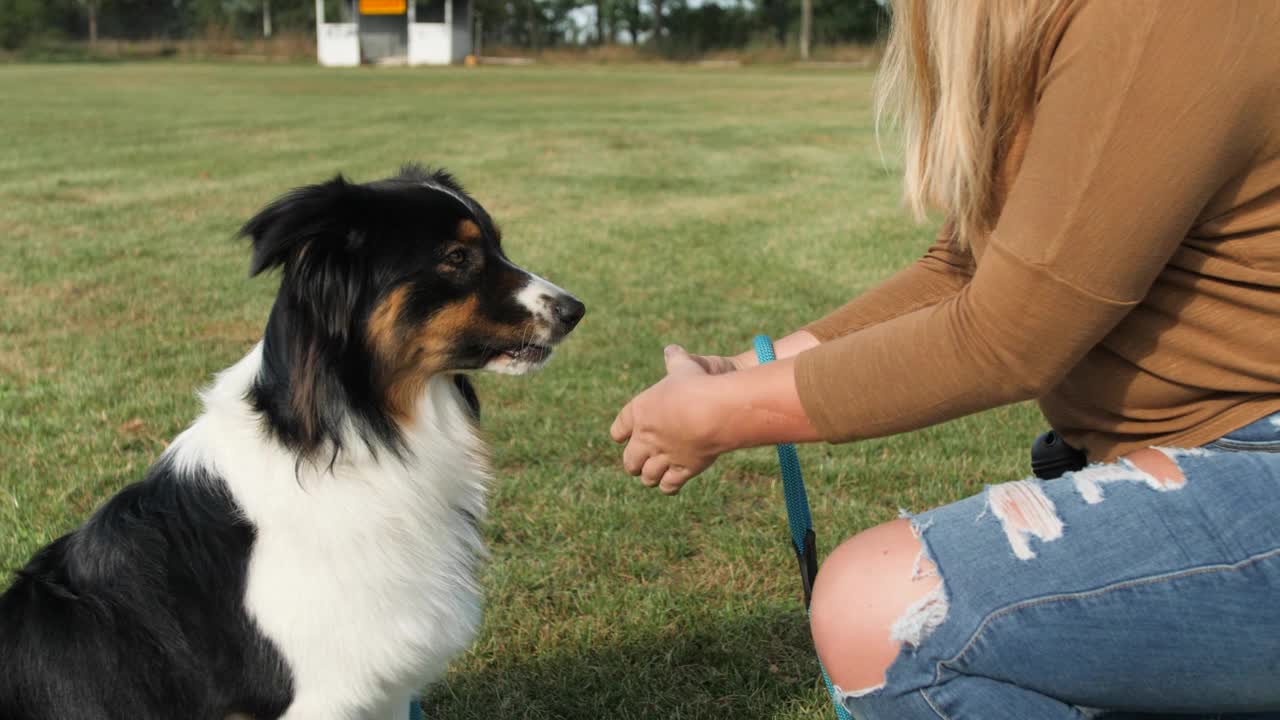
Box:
[375,295,517,420]
[412,295,484,363]
[456,219,483,244]
[367,285,411,362]
[370,272,547,420]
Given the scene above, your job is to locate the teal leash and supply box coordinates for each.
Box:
[753,335,854,720]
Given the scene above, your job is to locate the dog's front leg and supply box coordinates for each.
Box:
[381,697,415,720]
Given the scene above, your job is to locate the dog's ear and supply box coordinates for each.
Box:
[241,175,363,277]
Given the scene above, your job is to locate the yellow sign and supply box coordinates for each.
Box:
[359,0,406,15]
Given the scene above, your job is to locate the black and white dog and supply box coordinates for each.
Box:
[0,166,584,719]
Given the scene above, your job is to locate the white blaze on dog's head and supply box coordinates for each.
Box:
[483,272,584,376]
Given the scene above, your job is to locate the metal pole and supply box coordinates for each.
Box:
[445,0,453,60]
[315,0,325,53]
[800,0,811,60]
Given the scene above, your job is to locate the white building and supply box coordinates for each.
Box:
[316,0,473,67]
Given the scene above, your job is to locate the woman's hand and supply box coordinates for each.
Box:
[683,352,747,375]
[611,342,823,495]
[682,331,820,376]
[610,346,731,495]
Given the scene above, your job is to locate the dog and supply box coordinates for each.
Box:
[0,165,584,719]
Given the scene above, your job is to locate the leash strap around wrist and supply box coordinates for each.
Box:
[753,335,854,720]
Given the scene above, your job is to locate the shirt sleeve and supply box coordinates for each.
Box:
[803,223,974,342]
[795,0,1266,442]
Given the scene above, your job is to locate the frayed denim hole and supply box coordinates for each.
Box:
[984,479,1064,561]
[833,680,886,705]
[832,514,952,703]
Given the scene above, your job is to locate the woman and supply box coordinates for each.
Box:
[611,1,1280,717]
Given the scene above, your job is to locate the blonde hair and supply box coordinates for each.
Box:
[876,0,1067,247]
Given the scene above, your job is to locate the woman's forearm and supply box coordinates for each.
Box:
[709,356,823,452]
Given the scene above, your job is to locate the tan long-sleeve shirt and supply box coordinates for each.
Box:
[796,0,1280,462]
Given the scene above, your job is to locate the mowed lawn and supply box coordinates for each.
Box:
[0,63,1042,718]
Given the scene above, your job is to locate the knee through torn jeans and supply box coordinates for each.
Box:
[837,412,1280,720]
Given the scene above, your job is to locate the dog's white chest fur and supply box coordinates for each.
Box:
[170,345,489,719]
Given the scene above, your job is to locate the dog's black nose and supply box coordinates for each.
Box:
[554,296,585,330]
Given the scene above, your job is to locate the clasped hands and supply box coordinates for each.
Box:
[608,345,736,495]
[610,338,820,496]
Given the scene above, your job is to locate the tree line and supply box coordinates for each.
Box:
[0,0,887,56]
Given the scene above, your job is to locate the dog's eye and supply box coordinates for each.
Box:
[445,249,468,266]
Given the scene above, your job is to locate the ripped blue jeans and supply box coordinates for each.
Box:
[838,412,1280,720]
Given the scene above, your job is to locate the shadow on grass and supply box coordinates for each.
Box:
[423,608,827,719]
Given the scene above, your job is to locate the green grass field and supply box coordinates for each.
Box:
[0,63,1043,718]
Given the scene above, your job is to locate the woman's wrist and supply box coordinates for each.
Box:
[706,356,822,453]
[730,329,820,370]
